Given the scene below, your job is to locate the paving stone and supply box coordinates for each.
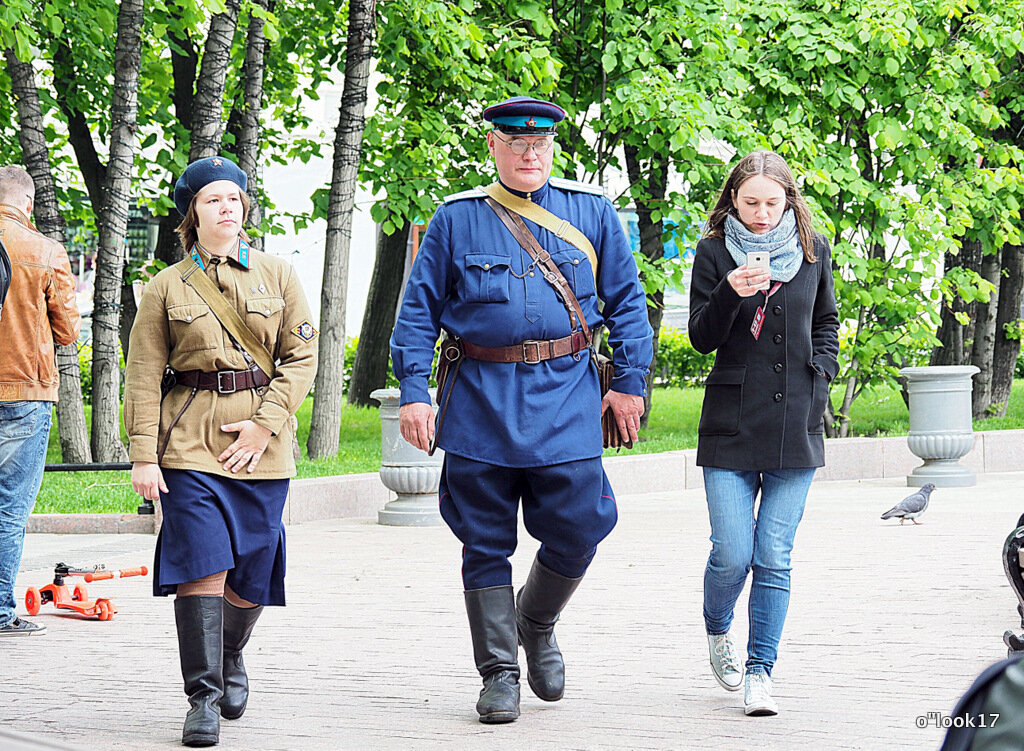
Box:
[4,473,1023,750]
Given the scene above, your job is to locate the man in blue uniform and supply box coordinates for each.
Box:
[391,96,653,723]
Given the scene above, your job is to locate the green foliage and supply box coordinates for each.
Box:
[652,327,716,388]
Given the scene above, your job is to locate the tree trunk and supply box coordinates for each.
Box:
[52,42,107,213]
[991,243,1024,416]
[5,48,93,463]
[189,0,240,161]
[970,248,1002,419]
[623,144,665,429]
[348,219,408,406]
[90,0,144,462]
[932,239,982,366]
[235,0,268,250]
[308,0,377,459]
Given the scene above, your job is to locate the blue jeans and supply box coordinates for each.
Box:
[702,466,815,677]
[0,401,52,627]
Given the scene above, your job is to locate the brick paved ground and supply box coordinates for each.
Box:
[4,473,1022,751]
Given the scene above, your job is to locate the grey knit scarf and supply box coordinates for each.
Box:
[724,208,803,283]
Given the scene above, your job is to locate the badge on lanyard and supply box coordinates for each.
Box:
[751,282,783,340]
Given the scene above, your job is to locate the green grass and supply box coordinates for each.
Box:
[35,380,1024,514]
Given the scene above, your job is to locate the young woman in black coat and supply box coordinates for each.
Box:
[688,151,840,717]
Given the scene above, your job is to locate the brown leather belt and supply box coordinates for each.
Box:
[174,367,270,394]
[461,331,590,364]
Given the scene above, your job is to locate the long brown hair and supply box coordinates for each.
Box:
[175,188,251,255]
[704,151,817,262]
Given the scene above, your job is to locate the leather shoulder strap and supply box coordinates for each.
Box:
[481,182,598,277]
[175,258,276,377]
[484,198,591,344]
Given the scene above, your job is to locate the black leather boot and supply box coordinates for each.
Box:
[174,596,224,747]
[221,601,263,720]
[464,585,520,724]
[516,557,583,702]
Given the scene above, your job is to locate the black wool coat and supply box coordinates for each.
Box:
[687,234,840,470]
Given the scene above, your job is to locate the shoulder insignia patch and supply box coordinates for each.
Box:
[549,176,605,196]
[443,187,486,204]
[292,320,318,342]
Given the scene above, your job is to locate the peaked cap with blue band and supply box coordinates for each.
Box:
[174,156,248,217]
[483,96,566,135]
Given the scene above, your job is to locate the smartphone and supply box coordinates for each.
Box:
[746,251,770,273]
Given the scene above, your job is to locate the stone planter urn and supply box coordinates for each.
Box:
[370,388,443,526]
[898,365,980,487]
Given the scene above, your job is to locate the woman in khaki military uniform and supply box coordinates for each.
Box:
[124,156,317,748]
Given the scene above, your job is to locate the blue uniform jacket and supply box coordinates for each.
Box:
[390,179,654,467]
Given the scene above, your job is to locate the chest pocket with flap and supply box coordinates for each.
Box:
[462,253,512,303]
[167,303,220,352]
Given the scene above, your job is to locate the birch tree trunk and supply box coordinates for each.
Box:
[307,0,377,459]
[235,0,267,250]
[90,0,144,462]
[189,0,240,161]
[970,248,1002,419]
[5,48,92,463]
[347,219,408,406]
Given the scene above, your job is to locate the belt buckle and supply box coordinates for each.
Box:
[216,370,238,394]
[521,340,542,364]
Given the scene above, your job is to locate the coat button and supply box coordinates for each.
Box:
[573,258,580,265]
[773,392,783,402]
[772,305,782,315]
[185,315,192,322]
[774,363,783,373]
[484,263,490,270]
[773,333,783,344]
[265,309,272,315]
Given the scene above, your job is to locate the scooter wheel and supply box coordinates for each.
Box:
[97,600,113,621]
[73,584,88,602]
[25,588,40,616]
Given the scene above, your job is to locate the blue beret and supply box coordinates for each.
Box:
[483,97,566,135]
[174,156,248,217]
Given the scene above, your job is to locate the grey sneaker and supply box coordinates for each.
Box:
[744,671,779,716]
[707,632,742,691]
[0,617,46,636]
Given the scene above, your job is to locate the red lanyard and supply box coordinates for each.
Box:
[750,282,783,340]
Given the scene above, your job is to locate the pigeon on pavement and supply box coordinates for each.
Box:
[881,483,935,525]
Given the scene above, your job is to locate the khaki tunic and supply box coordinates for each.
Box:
[124,246,318,479]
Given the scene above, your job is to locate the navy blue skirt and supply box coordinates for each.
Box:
[154,468,288,606]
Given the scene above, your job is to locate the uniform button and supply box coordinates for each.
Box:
[529,272,535,277]
[573,259,580,265]
[265,309,271,315]
[772,305,782,315]
[774,363,783,373]
[484,263,490,270]
[185,315,192,322]
[773,333,783,344]
[773,392,783,402]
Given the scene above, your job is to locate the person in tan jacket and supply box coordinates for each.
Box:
[0,165,81,638]
[123,156,317,747]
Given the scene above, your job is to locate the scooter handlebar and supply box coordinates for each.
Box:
[84,566,149,582]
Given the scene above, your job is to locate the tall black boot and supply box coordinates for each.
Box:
[516,556,583,702]
[221,601,263,720]
[464,585,520,724]
[174,596,224,747]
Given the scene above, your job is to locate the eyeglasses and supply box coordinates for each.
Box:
[493,132,555,156]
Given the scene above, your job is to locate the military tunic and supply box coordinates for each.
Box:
[124,242,318,479]
[391,178,653,467]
